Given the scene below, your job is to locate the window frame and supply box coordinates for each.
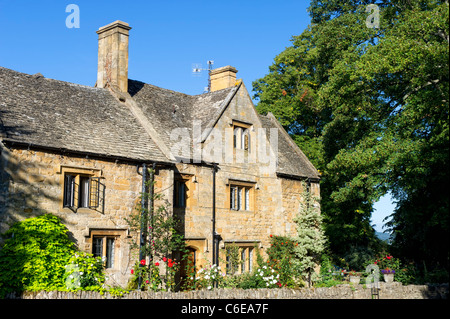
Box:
[224,242,258,275]
[174,174,193,209]
[228,181,255,211]
[59,166,104,212]
[89,229,124,270]
[232,121,252,152]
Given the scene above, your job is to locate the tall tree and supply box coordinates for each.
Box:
[254,0,449,269]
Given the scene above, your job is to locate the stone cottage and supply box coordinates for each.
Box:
[0,21,320,287]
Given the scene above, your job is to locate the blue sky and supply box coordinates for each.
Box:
[0,0,394,231]
[0,0,312,95]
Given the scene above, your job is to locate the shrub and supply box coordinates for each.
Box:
[266,235,302,287]
[0,214,75,297]
[63,251,105,290]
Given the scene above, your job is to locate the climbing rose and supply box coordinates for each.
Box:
[140,259,146,266]
[163,257,167,262]
[155,262,160,266]
[131,269,134,274]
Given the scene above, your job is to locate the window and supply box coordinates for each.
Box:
[174,174,193,208]
[92,236,116,269]
[230,185,252,211]
[64,174,76,207]
[63,173,103,210]
[225,244,256,274]
[89,229,126,270]
[233,122,251,151]
[241,249,246,272]
[248,247,253,272]
[174,179,188,208]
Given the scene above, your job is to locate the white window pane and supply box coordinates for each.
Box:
[237,187,242,210]
[106,238,115,268]
[79,177,90,208]
[241,248,246,273]
[245,188,250,210]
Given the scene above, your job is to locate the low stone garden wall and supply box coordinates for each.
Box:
[7,282,448,299]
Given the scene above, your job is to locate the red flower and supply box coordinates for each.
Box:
[155,262,160,266]
[140,259,146,266]
[131,269,134,274]
[168,258,173,264]
[146,280,149,284]
[270,234,273,238]
[163,257,167,262]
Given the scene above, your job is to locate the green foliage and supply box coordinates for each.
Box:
[340,245,378,271]
[128,260,162,291]
[253,0,449,271]
[128,257,179,292]
[196,264,226,289]
[125,172,187,261]
[125,168,188,291]
[224,243,240,275]
[63,251,105,291]
[315,254,346,287]
[0,214,75,297]
[293,183,326,285]
[266,235,302,287]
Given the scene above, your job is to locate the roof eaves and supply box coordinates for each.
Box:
[266,112,320,180]
[1,138,174,166]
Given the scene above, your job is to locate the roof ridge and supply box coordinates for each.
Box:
[0,66,101,91]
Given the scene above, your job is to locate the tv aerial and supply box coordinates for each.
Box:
[192,60,214,93]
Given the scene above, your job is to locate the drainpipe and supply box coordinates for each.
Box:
[148,163,156,262]
[212,163,217,267]
[137,163,148,289]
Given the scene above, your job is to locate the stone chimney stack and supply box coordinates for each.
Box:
[96,20,132,93]
[210,66,238,92]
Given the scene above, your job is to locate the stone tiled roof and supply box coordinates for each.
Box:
[1,66,320,179]
[128,79,237,153]
[258,113,320,180]
[0,67,168,162]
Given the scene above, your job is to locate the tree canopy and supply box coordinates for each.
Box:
[253,0,449,270]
